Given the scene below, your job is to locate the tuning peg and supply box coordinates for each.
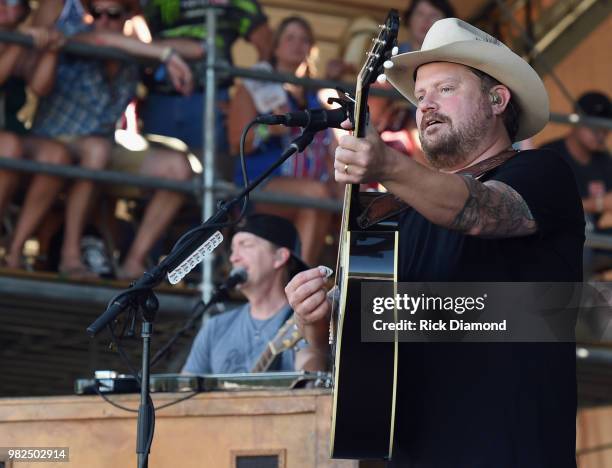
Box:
[392,46,399,56]
[383,60,394,69]
[377,74,387,84]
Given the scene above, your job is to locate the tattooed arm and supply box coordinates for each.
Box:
[334,131,538,238]
[449,176,537,238]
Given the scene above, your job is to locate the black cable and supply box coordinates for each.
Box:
[154,391,200,410]
[92,380,201,412]
[169,118,256,255]
[108,321,143,387]
[93,383,139,413]
[143,120,258,368]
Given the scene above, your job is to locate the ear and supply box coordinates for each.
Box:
[273,247,291,269]
[489,85,511,115]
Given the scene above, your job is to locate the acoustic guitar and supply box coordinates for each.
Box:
[330,10,400,460]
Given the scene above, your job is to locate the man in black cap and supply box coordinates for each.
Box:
[542,91,611,274]
[182,214,325,374]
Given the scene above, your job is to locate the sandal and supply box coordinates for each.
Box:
[115,264,145,282]
[58,262,99,280]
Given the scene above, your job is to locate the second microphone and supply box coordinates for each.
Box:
[255,107,348,130]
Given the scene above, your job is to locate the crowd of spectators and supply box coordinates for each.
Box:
[0,0,609,282]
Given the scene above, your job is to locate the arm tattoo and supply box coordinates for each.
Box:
[450,176,538,238]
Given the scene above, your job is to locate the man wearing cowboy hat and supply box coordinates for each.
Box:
[286,18,584,466]
[183,214,325,374]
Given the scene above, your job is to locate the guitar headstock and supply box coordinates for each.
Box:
[357,10,400,90]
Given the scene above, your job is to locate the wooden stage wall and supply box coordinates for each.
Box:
[0,389,610,467]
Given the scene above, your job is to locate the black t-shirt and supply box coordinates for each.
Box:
[391,149,584,467]
[541,138,612,199]
[542,138,612,237]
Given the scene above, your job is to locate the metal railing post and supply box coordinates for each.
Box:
[201,6,219,303]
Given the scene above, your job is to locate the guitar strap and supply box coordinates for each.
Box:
[356,149,518,229]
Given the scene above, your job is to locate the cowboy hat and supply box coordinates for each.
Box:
[386,18,549,141]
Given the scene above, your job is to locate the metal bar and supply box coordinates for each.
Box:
[0,30,610,130]
[200,8,219,303]
[0,30,396,97]
[0,30,151,64]
[0,276,199,316]
[492,0,577,111]
[0,157,199,194]
[585,232,612,251]
[550,112,612,131]
[0,30,403,99]
[218,65,612,129]
[218,62,406,99]
[213,180,342,212]
[0,157,342,211]
[525,0,534,60]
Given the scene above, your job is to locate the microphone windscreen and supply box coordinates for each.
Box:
[229,267,248,284]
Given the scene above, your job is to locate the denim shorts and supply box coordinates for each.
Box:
[140,89,229,153]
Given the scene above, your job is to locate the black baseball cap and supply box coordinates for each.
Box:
[235,214,309,273]
[575,91,612,119]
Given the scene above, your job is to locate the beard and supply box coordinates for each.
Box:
[419,97,493,170]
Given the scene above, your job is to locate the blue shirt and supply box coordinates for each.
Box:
[182,303,299,374]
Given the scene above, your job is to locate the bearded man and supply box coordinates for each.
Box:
[286,18,584,467]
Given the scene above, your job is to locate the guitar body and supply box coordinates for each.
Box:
[331,222,399,459]
[329,10,400,460]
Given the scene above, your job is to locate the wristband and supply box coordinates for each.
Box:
[160,47,176,64]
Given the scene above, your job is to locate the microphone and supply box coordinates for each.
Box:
[255,107,348,130]
[223,267,248,290]
[211,267,248,302]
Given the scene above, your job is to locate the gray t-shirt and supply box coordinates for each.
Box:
[182,303,297,374]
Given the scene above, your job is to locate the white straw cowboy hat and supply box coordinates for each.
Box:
[386,18,549,141]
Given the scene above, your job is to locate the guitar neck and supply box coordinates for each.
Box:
[251,317,300,373]
[353,81,369,138]
[332,78,370,332]
[338,81,369,230]
[251,346,275,373]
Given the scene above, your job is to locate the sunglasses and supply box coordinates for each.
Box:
[91,6,125,20]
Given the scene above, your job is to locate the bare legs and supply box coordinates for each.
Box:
[3,136,191,279]
[0,131,23,223]
[118,147,192,279]
[6,135,112,274]
[58,137,111,276]
[5,137,70,268]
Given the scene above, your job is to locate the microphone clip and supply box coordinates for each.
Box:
[328,90,356,128]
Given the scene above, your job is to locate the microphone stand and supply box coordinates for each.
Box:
[86,126,320,468]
